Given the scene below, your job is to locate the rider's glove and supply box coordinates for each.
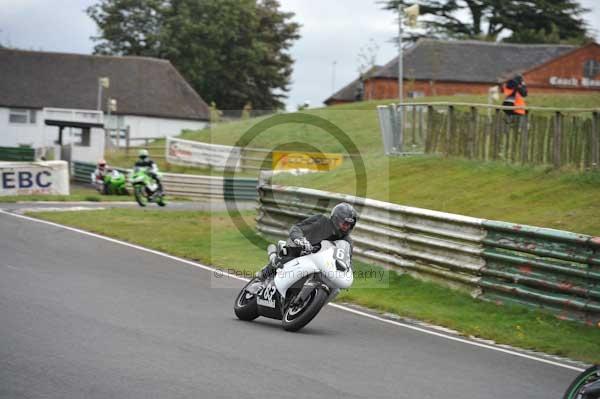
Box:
[293,237,312,253]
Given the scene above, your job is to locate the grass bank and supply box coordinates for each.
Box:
[273,155,600,236]
[31,208,600,363]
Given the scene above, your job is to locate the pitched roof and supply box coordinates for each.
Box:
[373,39,576,83]
[0,48,210,121]
[324,65,382,104]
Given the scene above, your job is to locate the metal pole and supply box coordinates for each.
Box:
[105,98,112,150]
[116,115,120,149]
[331,60,337,94]
[97,79,103,111]
[395,4,404,152]
[398,4,403,104]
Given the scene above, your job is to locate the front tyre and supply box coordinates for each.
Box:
[282,287,328,332]
[563,365,600,399]
[134,185,147,207]
[234,281,259,321]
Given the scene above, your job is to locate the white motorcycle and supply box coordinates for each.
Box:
[234,239,354,332]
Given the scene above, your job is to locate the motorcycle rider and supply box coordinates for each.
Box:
[91,159,109,190]
[256,202,358,280]
[134,149,163,193]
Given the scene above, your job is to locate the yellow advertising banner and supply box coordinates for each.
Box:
[272,151,343,172]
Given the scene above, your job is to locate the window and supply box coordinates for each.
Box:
[583,59,600,79]
[9,108,37,124]
[408,91,425,98]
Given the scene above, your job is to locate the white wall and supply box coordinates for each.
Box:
[117,114,208,141]
[70,127,105,163]
[0,107,47,148]
[1,107,208,162]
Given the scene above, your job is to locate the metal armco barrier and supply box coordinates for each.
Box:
[162,174,258,200]
[71,161,258,200]
[256,183,600,325]
[481,221,600,324]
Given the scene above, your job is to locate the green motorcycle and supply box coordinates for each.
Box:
[92,169,129,196]
[130,167,166,207]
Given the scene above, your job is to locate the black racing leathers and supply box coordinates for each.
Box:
[287,214,352,253]
[258,214,352,280]
[134,158,162,191]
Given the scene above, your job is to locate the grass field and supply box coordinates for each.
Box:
[102,93,600,236]
[31,208,600,363]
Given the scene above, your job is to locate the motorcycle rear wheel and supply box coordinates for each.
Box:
[282,287,328,332]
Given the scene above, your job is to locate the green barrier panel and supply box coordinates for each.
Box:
[482,220,600,326]
[0,146,35,161]
[223,178,258,200]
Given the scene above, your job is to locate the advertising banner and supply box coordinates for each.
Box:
[271,151,343,172]
[166,137,242,171]
[0,161,70,196]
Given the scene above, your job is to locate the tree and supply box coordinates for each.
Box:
[355,38,381,101]
[381,0,591,44]
[87,0,300,110]
[87,0,167,56]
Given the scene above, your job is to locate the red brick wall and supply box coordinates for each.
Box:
[524,43,600,92]
[357,43,600,102]
[363,78,495,99]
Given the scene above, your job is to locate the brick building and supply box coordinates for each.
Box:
[324,39,600,106]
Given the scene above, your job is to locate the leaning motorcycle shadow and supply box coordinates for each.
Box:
[231,317,342,336]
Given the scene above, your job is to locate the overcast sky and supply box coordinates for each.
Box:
[0,0,598,110]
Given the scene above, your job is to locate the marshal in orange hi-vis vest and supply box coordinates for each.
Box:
[502,76,528,115]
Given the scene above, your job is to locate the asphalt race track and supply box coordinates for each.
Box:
[0,210,582,399]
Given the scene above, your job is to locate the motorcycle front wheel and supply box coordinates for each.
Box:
[563,365,600,399]
[134,185,148,207]
[234,280,259,321]
[282,287,328,332]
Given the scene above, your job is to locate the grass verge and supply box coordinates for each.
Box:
[0,186,131,203]
[30,208,600,364]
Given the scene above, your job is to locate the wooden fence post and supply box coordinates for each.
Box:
[418,106,423,149]
[125,126,131,155]
[520,115,529,164]
[446,105,454,156]
[491,109,501,160]
[553,112,562,169]
[412,105,417,148]
[593,112,599,170]
[426,105,434,153]
[469,106,477,159]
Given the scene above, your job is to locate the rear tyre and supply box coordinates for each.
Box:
[234,280,259,321]
[282,287,328,332]
[157,194,166,207]
[134,185,147,207]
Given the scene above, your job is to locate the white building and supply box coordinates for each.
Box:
[0,48,210,163]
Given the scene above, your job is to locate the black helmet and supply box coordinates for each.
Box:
[330,202,358,235]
